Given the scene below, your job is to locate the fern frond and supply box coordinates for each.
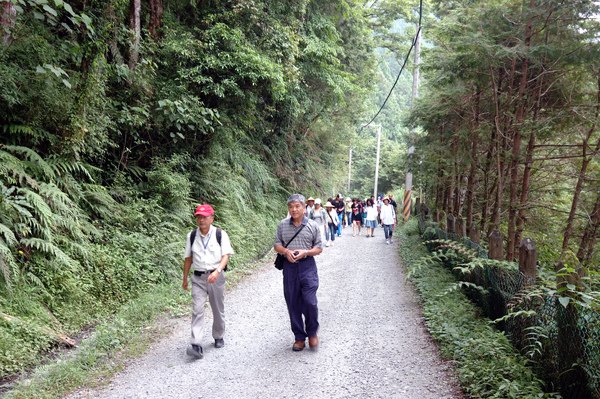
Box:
[0,239,18,289]
[25,218,50,239]
[19,188,54,228]
[81,184,120,216]
[54,238,90,261]
[55,173,85,202]
[3,145,56,180]
[24,271,50,296]
[48,157,96,182]
[20,237,77,268]
[0,222,18,246]
[38,182,81,218]
[4,196,34,219]
[0,149,39,188]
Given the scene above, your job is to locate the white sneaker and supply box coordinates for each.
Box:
[389,239,393,243]
[386,240,389,244]
[326,241,331,247]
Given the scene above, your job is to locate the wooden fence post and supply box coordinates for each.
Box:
[489,230,503,260]
[447,214,455,238]
[415,197,421,215]
[518,238,537,283]
[469,225,480,244]
[456,216,466,238]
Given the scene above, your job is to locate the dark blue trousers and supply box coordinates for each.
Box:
[283,257,319,340]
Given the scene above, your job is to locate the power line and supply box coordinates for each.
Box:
[361,0,423,130]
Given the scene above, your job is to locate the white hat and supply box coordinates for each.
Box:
[315,198,322,205]
[325,201,334,208]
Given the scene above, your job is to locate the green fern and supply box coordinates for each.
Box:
[3,145,56,181]
[20,238,77,269]
[0,149,38,188]
[0,238,18,288]
[19,188,54,229]
[48,157,96,182]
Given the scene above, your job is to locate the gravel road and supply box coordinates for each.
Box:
[68,226,463,399]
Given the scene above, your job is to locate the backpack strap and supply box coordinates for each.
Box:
[190,227,222,247]
[190,227,227,271]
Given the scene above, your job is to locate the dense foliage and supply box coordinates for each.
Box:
[399,220,553,399]
[0,0,376,377]
[407,0,600,275]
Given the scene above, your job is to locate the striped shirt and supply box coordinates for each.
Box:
[275,217,323,251]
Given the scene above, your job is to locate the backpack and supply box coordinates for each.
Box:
[190,227,228,271]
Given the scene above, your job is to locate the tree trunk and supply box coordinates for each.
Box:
[411,23,421,106]
[507,0,535,260]
[148,0,163,40]
[1,1,16,46]
[480,126,496,234]
[576,190,600,268]
[560,70,600,262]
[128,0,141,71]
[466,87,481,233]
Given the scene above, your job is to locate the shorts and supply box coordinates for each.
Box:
[365,219,377,228]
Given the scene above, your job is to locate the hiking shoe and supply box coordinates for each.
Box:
[386,240,389,244]
[293,340,305,352]
[186,344,203,359]
[308,335,319,350]
[214,338,224,348]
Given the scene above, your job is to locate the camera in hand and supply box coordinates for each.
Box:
[293,251,299,256]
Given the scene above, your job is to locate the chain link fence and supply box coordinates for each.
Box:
[416,211,600,399]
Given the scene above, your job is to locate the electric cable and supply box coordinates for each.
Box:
[361,0,423,130]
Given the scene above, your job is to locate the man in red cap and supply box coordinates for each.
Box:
[183,204,234,359]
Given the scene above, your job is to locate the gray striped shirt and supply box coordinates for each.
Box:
[275,217,323,250]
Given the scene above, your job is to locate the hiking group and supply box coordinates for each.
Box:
[305,193,398,246]
[182,193,397,359]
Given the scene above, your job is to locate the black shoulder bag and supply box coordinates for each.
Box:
[274,224,306,270]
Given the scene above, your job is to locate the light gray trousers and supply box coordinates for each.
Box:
[190,272,225,345]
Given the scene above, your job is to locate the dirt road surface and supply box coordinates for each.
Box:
[68,225,463,399]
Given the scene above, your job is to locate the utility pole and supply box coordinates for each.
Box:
[373,124,382,200]
[347,147,352,193]
[403,145,415,222]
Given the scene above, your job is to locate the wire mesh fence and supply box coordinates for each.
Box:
[416,210,600,399]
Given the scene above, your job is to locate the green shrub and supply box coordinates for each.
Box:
[399,220,556,398]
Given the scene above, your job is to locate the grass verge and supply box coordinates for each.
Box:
[4,282,187,399]
[3,253,270,399]
[398,219,558,399]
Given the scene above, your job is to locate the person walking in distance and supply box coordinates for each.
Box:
[380,196,396,244]
[330,194,343,237]
[344,197,352,228]
[324,201,338,247]
[312,198,328,244]
[364,198,378,237]
[274,194,323,351]
[351,198,363,237]
[183,204,234,359]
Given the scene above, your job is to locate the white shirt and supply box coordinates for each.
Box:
[184,225,234,272]
[365,205,378,221]
[380,204,396,225]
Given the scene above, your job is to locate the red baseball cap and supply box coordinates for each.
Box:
[194,204,214,217]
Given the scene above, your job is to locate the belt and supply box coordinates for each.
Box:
[193,269,216,276]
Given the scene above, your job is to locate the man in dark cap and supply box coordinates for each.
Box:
[274,194,323,351]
